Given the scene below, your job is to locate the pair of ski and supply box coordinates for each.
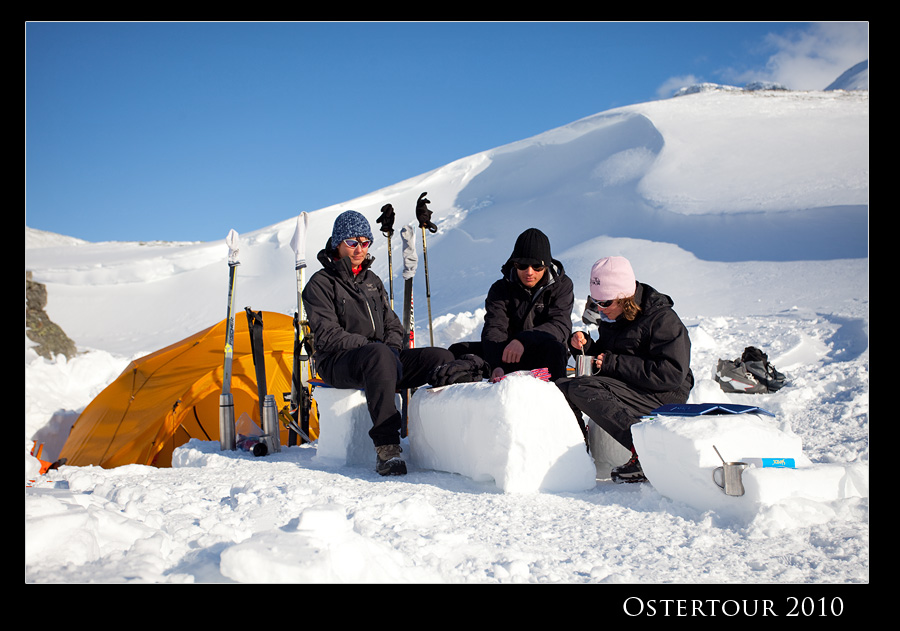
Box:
[218,215,316,451]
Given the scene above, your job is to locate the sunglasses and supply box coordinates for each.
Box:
[582,295,617,326]
[514,262,545,272]
[342,238,371,249]
[586,295,617,310]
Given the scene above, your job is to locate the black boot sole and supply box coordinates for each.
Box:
[376,458,408,476]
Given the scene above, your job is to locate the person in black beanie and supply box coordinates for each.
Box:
[302,210,454,476]
[450,228,574,381]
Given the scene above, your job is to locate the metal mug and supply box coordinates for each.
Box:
[575,354,596,377]
[712,461,748,496]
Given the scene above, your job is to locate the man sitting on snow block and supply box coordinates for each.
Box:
[302,210,454,476]
[449,228,574,383]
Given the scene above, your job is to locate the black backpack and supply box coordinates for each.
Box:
[716,346,787,394]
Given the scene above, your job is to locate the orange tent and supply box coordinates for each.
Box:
[59,311,314,468]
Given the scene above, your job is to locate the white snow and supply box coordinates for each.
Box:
[25,80,868,588]
[407,373,598,494]
[632,413,867,524]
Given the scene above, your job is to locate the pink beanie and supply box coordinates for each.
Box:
[589,256,636,301]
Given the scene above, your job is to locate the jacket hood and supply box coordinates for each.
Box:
[635,282,675,314]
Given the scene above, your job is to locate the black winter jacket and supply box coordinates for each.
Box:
[574,282,693,402]
[302,242,405,372]
[481,257,574,371]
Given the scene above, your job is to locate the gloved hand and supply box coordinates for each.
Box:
[415,192,438,233]
[428,354,490,387]
[377,203,395,237]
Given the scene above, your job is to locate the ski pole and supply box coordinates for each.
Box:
[421,225,434,346]
[415,193,437,346]
[387,233,394,310]
[377,203,396,310]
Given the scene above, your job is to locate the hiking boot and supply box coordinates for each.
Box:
[611,453,647,483]
[375,444,407,476]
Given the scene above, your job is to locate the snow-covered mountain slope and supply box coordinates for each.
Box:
[25,87,868,358]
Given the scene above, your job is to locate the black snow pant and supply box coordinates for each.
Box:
[449,338,569,382]
[317,343,454,447]
[556,375,674,451]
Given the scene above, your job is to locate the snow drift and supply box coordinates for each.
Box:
[25,78,868,585]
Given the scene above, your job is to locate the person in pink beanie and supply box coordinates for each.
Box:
[556,256,694,483]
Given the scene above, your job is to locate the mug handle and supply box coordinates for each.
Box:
[712,466,725,489]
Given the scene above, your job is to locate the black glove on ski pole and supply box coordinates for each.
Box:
[378,204,396,309]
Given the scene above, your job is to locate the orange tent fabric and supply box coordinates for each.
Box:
[60,311,310,468]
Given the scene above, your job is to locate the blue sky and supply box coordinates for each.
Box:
[25,21,868,243]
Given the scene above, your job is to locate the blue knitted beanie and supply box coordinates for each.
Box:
[330,210,374,248]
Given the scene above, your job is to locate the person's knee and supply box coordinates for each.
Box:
[407,346,453,367]
[360,343,400,376]
[568,377,616,408]
[448,342,479,359]
[430,347,455,364]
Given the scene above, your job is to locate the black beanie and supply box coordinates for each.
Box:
[511,228,552,266]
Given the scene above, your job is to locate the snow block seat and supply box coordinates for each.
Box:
[312,385,404,468]
[631,404,869,521]
[407,372,597,493]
